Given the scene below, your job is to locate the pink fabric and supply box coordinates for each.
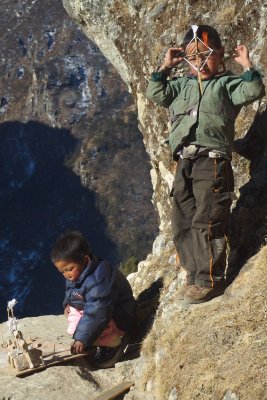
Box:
[97,319,125,347]
[67,306,83,335]
[66,306,125,346]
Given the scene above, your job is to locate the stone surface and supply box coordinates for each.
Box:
[0,315,136,400]
[168,387,178,400]
[223,391,239,400]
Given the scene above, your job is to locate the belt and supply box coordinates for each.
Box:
[178,145,226,160]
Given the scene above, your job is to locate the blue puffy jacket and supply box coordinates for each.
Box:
[63,257,136,346]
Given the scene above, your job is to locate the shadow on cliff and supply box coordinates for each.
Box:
[122,278,163,361]
[0,120,117,321]
[227,110,267,283]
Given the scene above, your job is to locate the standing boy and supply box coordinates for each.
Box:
[146,25,265,304]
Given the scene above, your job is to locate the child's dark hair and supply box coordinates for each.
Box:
[182,25,222,50]
[51,231,92,264]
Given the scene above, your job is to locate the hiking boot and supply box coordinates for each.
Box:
[91,341,126,369]
[176,285,194,300]
[184,283,226,304]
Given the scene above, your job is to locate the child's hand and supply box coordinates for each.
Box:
[64,305,70,316]
[233,45,253,69]
[159,47,184,71]
[71,340,85,354]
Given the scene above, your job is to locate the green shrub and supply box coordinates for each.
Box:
[120,256,138,276]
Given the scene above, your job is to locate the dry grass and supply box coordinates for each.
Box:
[138,246,267,400]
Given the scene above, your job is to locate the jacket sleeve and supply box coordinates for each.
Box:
[73,261,114,346]
[63,281,70,309]
[225,70,265,106]
[146,71,182,108]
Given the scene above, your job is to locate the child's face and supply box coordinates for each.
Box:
[55,256,89,282]
[185,41,223,80]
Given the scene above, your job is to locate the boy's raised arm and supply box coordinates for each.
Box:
[146,47,184,107]
[226,44,265,106]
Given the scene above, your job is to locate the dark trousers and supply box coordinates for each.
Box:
[171,156,234,287]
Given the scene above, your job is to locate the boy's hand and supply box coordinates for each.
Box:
[158,47,184,71]
[71,340,85,354]
[233,45,253,69]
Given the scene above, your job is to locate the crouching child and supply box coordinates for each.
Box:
[51,231,136,368]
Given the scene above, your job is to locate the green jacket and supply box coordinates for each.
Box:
[146,70,265,159]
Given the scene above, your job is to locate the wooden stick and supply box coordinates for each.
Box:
[16,351,95,378]
[194,32,203,96]
[93,381,134,400]
[197,72,203,96]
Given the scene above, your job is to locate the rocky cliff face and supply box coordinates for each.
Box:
[62,0,267,272]
[59,0,267,399]
[0,0,157,320]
